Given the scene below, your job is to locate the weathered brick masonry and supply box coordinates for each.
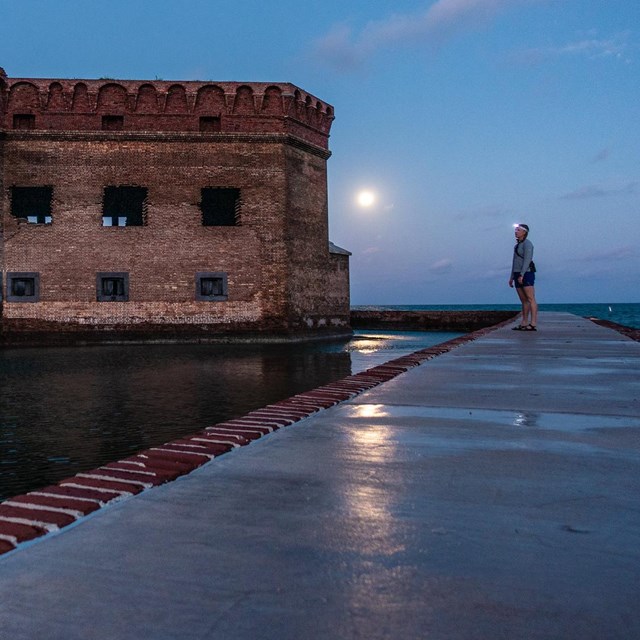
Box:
[0,67,350,343]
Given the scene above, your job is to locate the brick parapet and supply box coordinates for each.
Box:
[0,73,334,149]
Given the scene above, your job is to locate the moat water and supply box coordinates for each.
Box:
[0,329,461,501]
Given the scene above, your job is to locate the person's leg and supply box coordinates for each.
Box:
[522,286,538,327]
[515,286,530,326]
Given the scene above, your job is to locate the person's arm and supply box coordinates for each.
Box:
[510,246,518,286]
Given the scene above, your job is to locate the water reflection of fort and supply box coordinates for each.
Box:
[0,342,353,500]
[1,330,460,501]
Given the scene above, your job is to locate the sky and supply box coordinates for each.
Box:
[1,0,638,304]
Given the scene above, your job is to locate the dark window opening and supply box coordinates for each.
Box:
[13,114,36,130]
[96,272,129,302]
[102,115,124,131]
[201,188,240,226]
[12,278,35,297]
[7,272,40,302]
[102,186,147,226]
[200,277,224,296]
[195,272,228,301]
[10,186,53,224]
[199,116,221,132]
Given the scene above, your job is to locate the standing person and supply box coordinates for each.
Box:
[509,223,538,331]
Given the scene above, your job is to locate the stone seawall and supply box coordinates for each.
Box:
[0,320,353,347]
[351,310,518,332]
[0,310,518,346]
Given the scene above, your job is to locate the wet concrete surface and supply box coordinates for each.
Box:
[0,312,639,639]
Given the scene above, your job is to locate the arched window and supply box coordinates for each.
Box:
[72,83,91,112]
[261,86,283,115]
[165,84,188,113]
[97,83,127,113]
[136,84,158,112]
[232,85,255,115]
[195,85,226,114]
[8,82,40,111]
[46,82,66,111]
[9,82,40,127]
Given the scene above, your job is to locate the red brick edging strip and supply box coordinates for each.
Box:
[0,319,512,557]
[587,317,640,342]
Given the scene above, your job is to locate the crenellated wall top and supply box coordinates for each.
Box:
[0,70,334,147]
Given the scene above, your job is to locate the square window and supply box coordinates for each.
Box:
[195,272,228,301]
[102,115,124,131]
[11,186,53,224]
[13,114,36,130]
[102,186,147,227]
[97,272,129,302]
[200,188,240,226]
[6,272,40,302]
[199,116,221,133]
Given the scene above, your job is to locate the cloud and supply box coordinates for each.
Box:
[516,32,632,65]
[583,246,636,261]
[430,258,454,274]
[560,181,637,200]
[557,37,628,59]
[312,0,545,69]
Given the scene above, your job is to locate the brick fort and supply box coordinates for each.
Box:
[0,67,350,344]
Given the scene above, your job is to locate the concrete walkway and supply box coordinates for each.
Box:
[0,312,639,640]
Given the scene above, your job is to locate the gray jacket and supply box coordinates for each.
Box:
[512,239,534,276]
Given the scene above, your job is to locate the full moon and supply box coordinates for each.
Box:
[357,190,376,207]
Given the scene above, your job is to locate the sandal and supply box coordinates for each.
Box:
[522,324,537,331]
[512,325,526,331]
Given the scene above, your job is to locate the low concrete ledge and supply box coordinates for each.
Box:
[351,309,518,332]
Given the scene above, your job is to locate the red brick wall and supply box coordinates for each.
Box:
[0,71,350,338]
[284,146,350,329]
[0,69,6,278]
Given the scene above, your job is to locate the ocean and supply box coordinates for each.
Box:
[352,303,640,329]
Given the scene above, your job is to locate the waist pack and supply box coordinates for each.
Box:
[529,261,536,273]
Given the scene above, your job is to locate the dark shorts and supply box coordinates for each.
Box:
[514,271,535,288]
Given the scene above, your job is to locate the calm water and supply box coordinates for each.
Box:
[0,330,460,500]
